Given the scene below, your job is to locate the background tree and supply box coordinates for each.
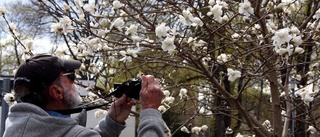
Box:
[0,1,53,75]
[2,0,320,136]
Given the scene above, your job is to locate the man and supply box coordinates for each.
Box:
[3,54,165,137]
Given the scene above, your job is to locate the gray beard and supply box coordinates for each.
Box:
[62,83,82,108]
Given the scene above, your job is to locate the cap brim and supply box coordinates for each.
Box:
[62,59,81,71]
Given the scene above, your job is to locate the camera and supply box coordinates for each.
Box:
[55,78,142,115]
[107,78,142,100]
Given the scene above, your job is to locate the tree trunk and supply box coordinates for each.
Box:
[269,71,283,136]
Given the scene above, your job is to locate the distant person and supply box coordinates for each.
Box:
[3,54,165,137]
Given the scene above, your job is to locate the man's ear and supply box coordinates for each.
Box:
[48,84,64,100]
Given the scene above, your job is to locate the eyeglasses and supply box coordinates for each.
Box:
[62,72,76,82]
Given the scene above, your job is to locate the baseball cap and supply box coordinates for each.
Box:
[13,54,81,93]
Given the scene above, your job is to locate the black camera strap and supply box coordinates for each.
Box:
[54,78,141,115]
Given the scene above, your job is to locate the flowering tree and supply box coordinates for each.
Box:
[2,0,320,136]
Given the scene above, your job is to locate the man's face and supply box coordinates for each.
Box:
[60,72,82,108]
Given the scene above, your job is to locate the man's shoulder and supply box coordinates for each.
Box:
[9,103,48,115]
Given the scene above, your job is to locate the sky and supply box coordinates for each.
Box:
[0,0,25,5]
[0,0,16,6]
[0,1,5,6]
[0,0,54,54]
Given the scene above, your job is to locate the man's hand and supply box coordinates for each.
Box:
[140,75,164,109]
[108,95,134,124]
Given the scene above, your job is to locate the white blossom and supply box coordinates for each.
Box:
[295,74,302,81]
[163,90,171,97]
[84,86,92,91]
[236,133,244,137]
[131,35,142,43]
[9,22,17,31]
[55,48,65,56]
[0,7,6,16]
[191,39,207,51]
[199,107,206,114]
[298,0,306,4]
[155,23,170,37]
[126,24,138,35]
[110,18,125,31]
[266,21,277,32]
[262,120,271,129]
[302,92,315,106]
[101,18,111,27]
[292,35,303,46]
[275,47,288,55]
[217,1,229,8]
[76,53,85,60]
[286,44,294,56]
[112,0,123,10]
[158,105,167,112]
[227,68,241,82]
[307,125,316,134]
[306,71,314,77]
[217,53,231,63]
[94,109,107,119]
[294,47,304,54]
[254,24,261,29]
[179,88,188,99]
[201,125,208,131]
[280,91,286,97]
[88,92,99,100]
[232,33,240,39]
[164,96,175,104]
[181,126,190,133]
[198,93,205,101]
[78,14,86,23]
[207,5,223,22]
[128,47,140,57]
[25,39,34,50]
[178,9,194,26]
[312,62,319,68]
[272,28,292,46]
[191,126,201,134]
[74,0,84,8]
[119,51,131,62]
[208,0,215,5]
[191,17,204,27]
[83,3,95,13]
[4,93,16,106]
[239,0,254,17]
[290,26,300,34]
[97,30,106,37]
[165,128,172,137]
[296,84,315,106]
[225,127,233,135]
[313,9,320,19]
[119,47,140,62]
[222,15,229,21]
[202,56,211,66]
[63,3,70,11]
[161,37,176,52]
[51,16,74,35]
[187,37,195,43]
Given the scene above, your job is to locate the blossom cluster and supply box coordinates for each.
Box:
[180,125,208,135]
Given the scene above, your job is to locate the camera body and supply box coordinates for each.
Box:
[110,78,142,100]
[56,78,142,115]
